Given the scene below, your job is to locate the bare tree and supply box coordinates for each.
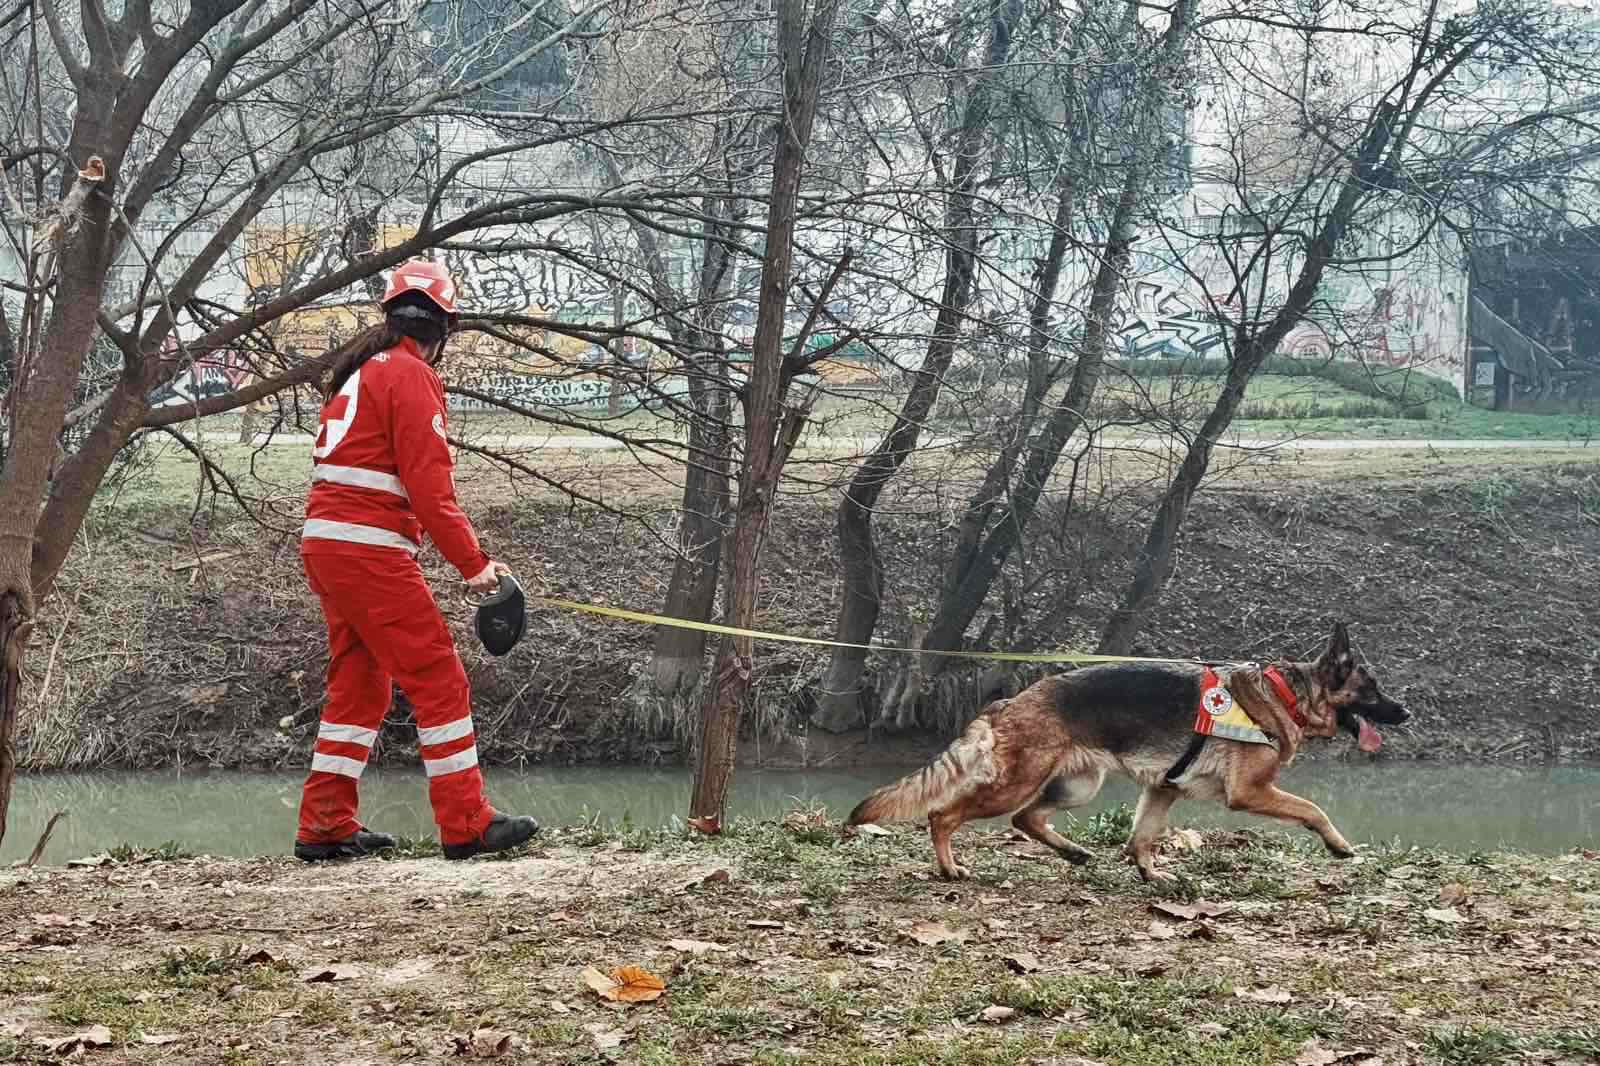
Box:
[0,0,748,846]
[1098,0,1600,652]
[813,0,1027,733]
[688,0,847,831]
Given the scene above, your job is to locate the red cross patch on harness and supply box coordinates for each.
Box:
[1192,667,1274,746]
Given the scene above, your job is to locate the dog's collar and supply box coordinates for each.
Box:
[1264,665,1306,728]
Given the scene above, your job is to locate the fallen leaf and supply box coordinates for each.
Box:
[453,1029,516,1058]
[979,1005,1017,1024]
[37,1025,114,1055]
[1296,1039,1384,1066]
[1196,1022,1230,1037]
[1051,1059,1109,1066]
[1423,907,1468,925]
[585,1024,627,1051]
[66,854,113,868]
[581,965,665,1004]
[1147,920,1178,940]
[1296,1039,1341,1065]
[1151,900,1234,921]
[301,966,358,983]
[1360,896,1408,909]
[906,921,967,946]
[1385,865,1417,881]
[1134,959,1168,978]
[32,914,83,928]
[1236,985,1293,1004]
[746,919,785,930]
[667,939,727,955]
[1001,952,1041,973]
[139,1034,184,1046]
[546,999,572,1014]
[855,823,892,836]
[242,949,276,967]
[1168,828,1205,852]
[1,1021,24,1039]
[701,869,731,885]
[1438,883,1471,906]
[866,958,898,971]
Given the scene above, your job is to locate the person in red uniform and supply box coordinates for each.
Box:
[294,258,538,862]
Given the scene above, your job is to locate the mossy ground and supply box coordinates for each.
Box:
[2,810,1597,1064]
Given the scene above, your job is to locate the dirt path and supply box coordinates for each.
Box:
[2,818,1597,1065]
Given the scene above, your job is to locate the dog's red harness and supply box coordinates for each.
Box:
[1264,665,1307,728]
[1164,664,1306,785]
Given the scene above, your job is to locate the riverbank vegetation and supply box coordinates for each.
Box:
[2,812,1597,1064]
[15,453,1600,774]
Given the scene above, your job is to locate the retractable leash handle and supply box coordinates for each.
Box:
[469,573,527,657]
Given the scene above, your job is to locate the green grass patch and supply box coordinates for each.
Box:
[108,840,194,863]
[1426,1024,1524,1065]
[1065,802,1135,847]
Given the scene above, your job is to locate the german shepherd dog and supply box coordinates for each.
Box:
[847,623,1409,882]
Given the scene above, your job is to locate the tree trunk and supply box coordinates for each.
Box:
[624,169,741,727]
[0,592,29,849]
[923,168,1139,656]
[920,0,1196,662]
[689,0,842,830]
[0,152,119,838]
[814,0,1023,733]
[607,283,626,417]
[1097,106,1398,654]
[649,381,731,704]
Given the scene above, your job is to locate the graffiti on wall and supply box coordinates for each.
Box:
[148,338,255,409]
[1104,273,1463,381]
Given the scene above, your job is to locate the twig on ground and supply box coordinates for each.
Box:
[26,810,68,866]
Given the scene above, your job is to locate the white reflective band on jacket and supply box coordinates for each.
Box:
[301,518,419,554]
[312,464,409,498]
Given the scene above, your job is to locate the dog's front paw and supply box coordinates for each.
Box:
[1059,844,1095,866]
[1326,840,1356,859]
[937,864,973,881]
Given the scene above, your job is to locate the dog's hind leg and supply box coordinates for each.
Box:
[1226,783,1354,858]
[1011,768,1102,865]
[1128,785,1181,882]
[928,808,971,880]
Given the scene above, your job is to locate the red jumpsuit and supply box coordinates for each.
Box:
[296,336,497,848]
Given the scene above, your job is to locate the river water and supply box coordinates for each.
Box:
[4,762,1598,865]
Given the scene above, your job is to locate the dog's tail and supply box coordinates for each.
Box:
[847,715,999,825]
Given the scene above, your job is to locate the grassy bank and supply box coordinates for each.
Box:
[17,448,1600,773]
[2,812,1597,1065]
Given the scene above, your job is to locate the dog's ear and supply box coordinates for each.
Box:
[1314,621,1354,687]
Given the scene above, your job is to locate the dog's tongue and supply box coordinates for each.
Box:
[1357,718,1382,753]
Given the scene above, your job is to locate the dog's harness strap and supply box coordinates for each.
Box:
[1163,732,1208,784]
[1264,665,1306,728]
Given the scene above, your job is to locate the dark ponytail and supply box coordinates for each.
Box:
[319,291,452,400]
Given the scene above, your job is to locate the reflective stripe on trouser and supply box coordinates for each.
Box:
[297,548,496,847]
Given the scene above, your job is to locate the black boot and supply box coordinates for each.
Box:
[443,813,539,861]
[294,827,397,862]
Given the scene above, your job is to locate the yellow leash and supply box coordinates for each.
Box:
[533,595,1205,666]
